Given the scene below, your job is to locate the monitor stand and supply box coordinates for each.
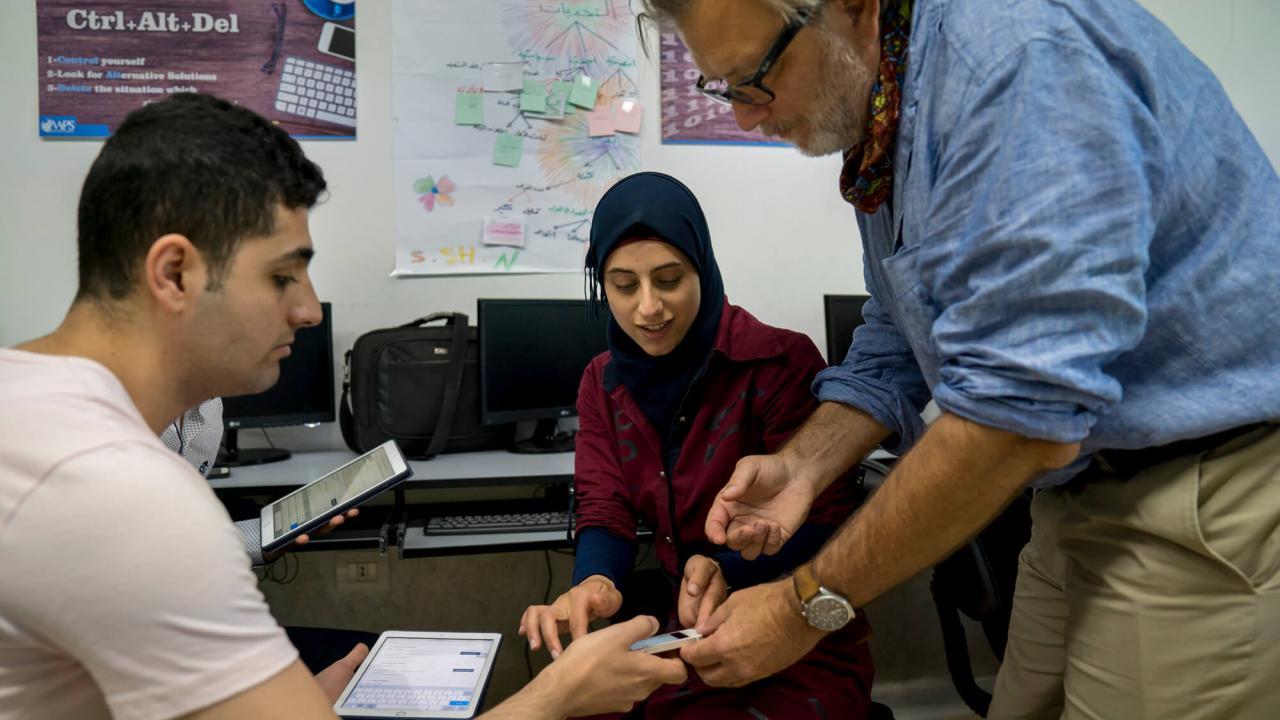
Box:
[217,428,292,467]
[511,418,576,454]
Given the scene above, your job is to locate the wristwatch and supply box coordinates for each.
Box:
[792,564,856,632]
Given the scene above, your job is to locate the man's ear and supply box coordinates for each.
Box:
[143,234,208,313]
[829,0,880,39]
[833,0,876,17]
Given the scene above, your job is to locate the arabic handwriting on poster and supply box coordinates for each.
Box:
[391,0,640,277]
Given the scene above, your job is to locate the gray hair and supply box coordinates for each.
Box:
[638,0,824,26]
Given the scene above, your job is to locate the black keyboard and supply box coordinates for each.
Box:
[424,510,572,536]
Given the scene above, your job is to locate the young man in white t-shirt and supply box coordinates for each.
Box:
[0,93,684,720]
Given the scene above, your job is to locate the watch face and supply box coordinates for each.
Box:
[806,595,854,632]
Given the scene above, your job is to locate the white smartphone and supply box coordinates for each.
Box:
[318,22,355,62]
[629,628,702,654]
[335,631,502,719]
[259,440,410,553]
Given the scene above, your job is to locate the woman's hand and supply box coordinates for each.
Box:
[518,575,623,659]
[678,554,729,631]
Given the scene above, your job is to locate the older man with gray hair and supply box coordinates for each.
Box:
[643,1,1280,718]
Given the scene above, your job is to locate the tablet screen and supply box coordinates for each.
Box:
[268,445,395,541]
[341,637,496,713]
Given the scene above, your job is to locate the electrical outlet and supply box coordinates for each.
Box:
[347,561,378,582]
[334,551,389,594]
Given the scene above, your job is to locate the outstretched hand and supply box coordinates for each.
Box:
[705,454,818,559]
[519,575,623,659]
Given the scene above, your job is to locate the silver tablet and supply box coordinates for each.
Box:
[334,631,503,719]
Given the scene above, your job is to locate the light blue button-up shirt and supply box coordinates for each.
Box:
[814,0,1280,484]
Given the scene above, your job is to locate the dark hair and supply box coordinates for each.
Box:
[75,93,327,302]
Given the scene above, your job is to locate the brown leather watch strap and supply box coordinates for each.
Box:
[792,563,821,606]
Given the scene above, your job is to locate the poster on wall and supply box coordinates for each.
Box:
[658,21,783,146]
[390,0,642,276]
[36,0,357,139]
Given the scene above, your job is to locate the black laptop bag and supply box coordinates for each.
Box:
[339,312,511,459]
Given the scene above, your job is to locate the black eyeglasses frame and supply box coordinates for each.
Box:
[694,5,817,106]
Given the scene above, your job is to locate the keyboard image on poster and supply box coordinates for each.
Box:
[274,56,356,128]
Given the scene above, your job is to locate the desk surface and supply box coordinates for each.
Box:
[209,447,894,491]
[209,449,574,490]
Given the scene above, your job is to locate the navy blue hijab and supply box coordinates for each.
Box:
[586,172,726,438]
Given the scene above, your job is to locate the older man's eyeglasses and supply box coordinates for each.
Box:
[695,5,817,106]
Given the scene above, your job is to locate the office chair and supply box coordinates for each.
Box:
[929,492,1032,717]
[858,460,1032,718]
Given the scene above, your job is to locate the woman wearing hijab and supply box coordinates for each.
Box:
[519,173,875,719]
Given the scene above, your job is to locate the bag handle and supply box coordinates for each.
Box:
[397,311,458,329]
[422,312,470,459]
[338,312,471,457]
[339,348,361,453]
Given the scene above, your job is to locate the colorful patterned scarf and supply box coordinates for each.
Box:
[840,0,913,213]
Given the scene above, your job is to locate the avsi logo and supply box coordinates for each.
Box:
[40,116,77,135]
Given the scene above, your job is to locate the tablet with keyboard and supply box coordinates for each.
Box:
[335,631,502,719]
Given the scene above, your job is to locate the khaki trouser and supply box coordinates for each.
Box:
[989,424,1280,720]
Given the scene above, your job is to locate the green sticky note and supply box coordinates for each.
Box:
[455,92,483,125]
[520,79,547,113]
[524,91,566,120]
[550,81,575,114]
[492,133,524,167]
[568,75,597,110]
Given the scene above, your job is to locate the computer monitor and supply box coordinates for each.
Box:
[823,294,870,366]
[478,299,609,453]
[219,302,335,466]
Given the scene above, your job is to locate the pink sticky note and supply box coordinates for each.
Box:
[587,108,615,137]
[614,99,643,134]
[482,218,525,248]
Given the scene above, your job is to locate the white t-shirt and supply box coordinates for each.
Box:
[0,349,298,720]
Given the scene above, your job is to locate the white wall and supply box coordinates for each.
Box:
[2,0,1277,451]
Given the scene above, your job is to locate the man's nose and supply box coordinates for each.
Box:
[292,283,322,328]
[731,100,769,132]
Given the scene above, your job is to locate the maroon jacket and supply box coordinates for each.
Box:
[574,302,874,719]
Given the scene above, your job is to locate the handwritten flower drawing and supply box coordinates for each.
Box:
[414,175,456,212]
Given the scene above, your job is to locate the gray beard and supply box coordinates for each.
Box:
[772,28,878,157]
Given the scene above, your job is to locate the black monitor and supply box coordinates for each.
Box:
[219,302,335,466]
[478,299,609,453]
[823,294,870,366]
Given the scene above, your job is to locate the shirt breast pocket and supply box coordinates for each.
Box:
[880,244,942,386]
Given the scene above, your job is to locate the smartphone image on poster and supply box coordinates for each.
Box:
[318,22,355,62]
